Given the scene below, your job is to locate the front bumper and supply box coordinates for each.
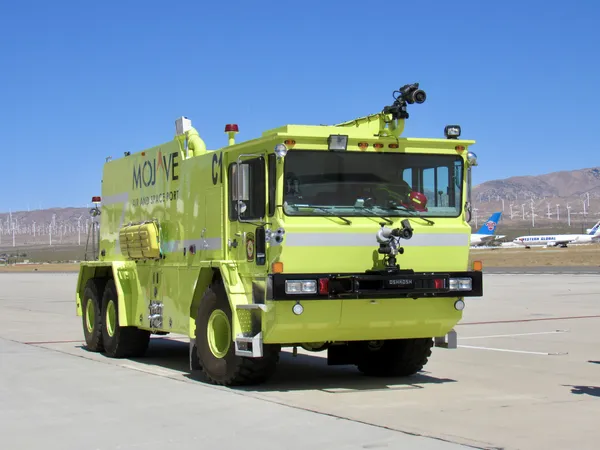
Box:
[268,269,483,300]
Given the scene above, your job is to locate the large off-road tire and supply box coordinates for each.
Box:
[82,278,107,352]
[101,279,151,358]
[355,338,433,377]
[195,280,279,386]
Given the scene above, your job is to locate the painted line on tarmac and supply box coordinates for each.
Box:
[459,314,600,326]
[458,345,567,356]
[23,339,84,345]
[486,272,600,275]
[7,337,492,450]
[459,330,569,340]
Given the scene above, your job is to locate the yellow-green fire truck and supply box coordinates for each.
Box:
[76,83,483,386]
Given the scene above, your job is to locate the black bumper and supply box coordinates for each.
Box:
[269,270,483,300]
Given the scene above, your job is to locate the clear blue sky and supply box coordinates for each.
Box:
[1,0,598,212]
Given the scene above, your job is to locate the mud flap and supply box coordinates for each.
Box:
[434,329,457,349]
[327,343,355,366]
[189,338,201,371]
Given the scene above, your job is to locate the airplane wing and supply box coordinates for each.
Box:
[471,234,505,246]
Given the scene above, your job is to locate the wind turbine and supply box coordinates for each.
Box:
[77,215,82,246]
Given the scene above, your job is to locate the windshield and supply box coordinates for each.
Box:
[283,150,463,217]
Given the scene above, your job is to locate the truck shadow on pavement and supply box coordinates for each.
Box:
[131,337,457,393]
[563,385,600,398]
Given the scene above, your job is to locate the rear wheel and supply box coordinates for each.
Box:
[195,280,279,386]
[355,338,433,377]
[82,278,107,352]
[101,279,151,358]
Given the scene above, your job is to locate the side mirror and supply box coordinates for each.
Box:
[232,163,250,201]
[232,163,250,219]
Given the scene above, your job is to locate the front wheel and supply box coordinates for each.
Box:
[355,338,433,377]
[101,279,150,358]
[195,280,279,386]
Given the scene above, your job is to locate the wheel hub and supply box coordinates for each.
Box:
[106,300,116,337]
[85,298,95,333]
[207,309,231,358]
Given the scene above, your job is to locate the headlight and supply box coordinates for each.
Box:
[285,280,317,294]
[449,277,472,291]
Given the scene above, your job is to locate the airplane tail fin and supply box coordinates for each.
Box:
[588,220,600,236]
[476,212,502,235]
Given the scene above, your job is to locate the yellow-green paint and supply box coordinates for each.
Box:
[76,104,478,347]
[85,297,95,333]
[262,297,462,344]
[106,299,117,337]
[207,309,231,358]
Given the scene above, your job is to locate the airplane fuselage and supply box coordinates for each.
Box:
[513,233,599,247]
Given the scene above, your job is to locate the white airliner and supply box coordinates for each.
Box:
[470,212,505,246]
[513,220,600,248]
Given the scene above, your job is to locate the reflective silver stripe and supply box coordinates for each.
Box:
[98,193,130,254]
[163,238,222,252]
[284,233,469,247]
[102,192,129,205]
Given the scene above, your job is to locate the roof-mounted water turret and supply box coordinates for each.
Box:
[335,82,427,138]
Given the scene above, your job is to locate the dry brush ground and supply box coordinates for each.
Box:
[469,244,600,267]
[1,244,599,273]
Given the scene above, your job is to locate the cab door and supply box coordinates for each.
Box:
[226,153,268,274]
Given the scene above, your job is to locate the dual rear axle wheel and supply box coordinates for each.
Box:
[81,278,150,358]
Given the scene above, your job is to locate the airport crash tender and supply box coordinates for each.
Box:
[75,83,483,386]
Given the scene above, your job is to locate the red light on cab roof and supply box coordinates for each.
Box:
[225,124,239,132]
[92,196,101,203]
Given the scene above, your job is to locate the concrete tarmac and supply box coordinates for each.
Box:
[484,266,600,274]
[1,272,599,449]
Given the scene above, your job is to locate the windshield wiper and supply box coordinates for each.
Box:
[383,204,435,225]
[285,203,353,225]
[312,207,352,225]
[354,207,393,225]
